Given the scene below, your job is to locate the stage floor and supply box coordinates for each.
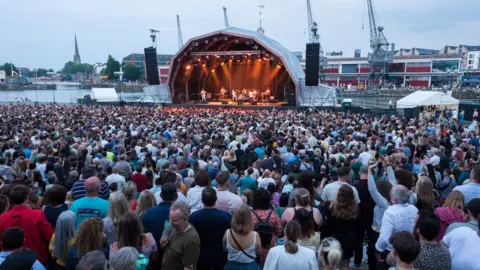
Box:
[164,100,292,110]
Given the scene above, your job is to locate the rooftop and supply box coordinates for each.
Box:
[123,53,174,64]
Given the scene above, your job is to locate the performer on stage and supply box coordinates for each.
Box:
[232,89,237,102]
[265,87,271,102]
[249,90,253,100]
[201,89,207,102]
[221,87,227,99]
[253,89,258,102]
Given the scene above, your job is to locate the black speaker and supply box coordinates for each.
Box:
[237,100,244,105]
[221,101,228,105]
[251,101,257,105]
[144,47,160,85]
[305,43,320,86]
[287,96,296,106]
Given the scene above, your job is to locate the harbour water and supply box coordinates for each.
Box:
[0,87,142,103]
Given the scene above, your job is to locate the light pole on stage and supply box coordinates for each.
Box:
[114,67,124,102]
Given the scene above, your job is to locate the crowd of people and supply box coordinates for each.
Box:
[0,103,479,270]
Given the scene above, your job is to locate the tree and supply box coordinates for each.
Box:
[123,65,142,81]
[103,55,121,81]
[61,61,93,75]
[0,63,18,76]
[36,68,49,77]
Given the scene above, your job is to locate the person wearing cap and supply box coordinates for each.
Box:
[70,177,109,229]
[0,227,46,270]
[0,185,53,266]
[445,198,480,234]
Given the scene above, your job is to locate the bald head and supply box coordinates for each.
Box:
[85,177,100,196]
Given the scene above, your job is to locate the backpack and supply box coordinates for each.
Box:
[252,210,274,246]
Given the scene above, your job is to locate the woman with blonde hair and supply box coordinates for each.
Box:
[122,181,138,210]
[103,192,130,245]
[65,217,107,269]
[415,176,436,211]
[136,190,156,220]
[264,220,318,269]
[434,190,465,240]
[223,204,262,270]
[318,237,343,270]
[321,185,358,269]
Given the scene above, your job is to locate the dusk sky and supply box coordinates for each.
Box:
[0,0,478,70]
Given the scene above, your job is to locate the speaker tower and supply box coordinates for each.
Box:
[144,47,160,85]
[305,43,320,86]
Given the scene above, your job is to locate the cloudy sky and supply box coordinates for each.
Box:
[0,0,478,70]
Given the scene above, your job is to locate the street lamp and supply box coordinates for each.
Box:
[46,71,56,103]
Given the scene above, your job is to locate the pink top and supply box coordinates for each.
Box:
[110,232,157,258]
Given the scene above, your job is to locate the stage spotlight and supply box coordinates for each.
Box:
[202,63,206,67]
[248,59,251,62]
[221,62,225,65]
[229,59,233,62]
[257,58,262,62]
[211,69,215,73]
[215,55,220,58]
[276,64,281,68]
[186,65,191,70]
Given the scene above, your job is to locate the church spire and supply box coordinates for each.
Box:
[73,34,81,64]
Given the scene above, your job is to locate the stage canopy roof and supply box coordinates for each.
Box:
[168,27,305,98]
[396,91,459,108]
[90,88,119,102]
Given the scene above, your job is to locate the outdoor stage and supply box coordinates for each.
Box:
[163,101,293,110]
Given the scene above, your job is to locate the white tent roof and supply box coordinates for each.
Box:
[396,91,459,108]
[90,88,118,102]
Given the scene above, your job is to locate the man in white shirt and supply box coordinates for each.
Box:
[375,185,418,262]
[215,171,243,214]
[105,168,126,191]
[429,149,440,166]
[443,226,480,270]
[358,146,373,165]
[320,166,361,204]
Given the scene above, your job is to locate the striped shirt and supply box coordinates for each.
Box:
[71,180,110,200]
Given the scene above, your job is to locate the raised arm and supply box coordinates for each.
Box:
[368,172,389,209]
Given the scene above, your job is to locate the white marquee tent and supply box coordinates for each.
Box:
[90,88,119,102]
[396,91,459,109]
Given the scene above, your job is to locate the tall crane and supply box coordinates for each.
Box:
[223,7,230,28]
[366,0,395,86]
[177,15,184,50]
[306,0,327,81]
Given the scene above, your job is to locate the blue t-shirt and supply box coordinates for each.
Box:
[70,197,109,229]
[142,202,172,248]
[189,208,232,266]
[453,183,480,204]
[237,176,256,194]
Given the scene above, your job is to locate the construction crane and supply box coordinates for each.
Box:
[177,15,184,50]
[223,7,230,28]
[306,0,327,81]
[366,0,395,86]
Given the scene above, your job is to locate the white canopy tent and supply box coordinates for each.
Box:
[90,88,119,102]
[396,91,459,109]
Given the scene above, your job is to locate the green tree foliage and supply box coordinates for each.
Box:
[103,55,121,81]
[62,61,93,75]
[123,65,142,81]
[0,63,19,76]
[36,68,49,77]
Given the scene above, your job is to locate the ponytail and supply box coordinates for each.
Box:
[284,239,298,254]
[284,220,301,254]
[324,247,342,267]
